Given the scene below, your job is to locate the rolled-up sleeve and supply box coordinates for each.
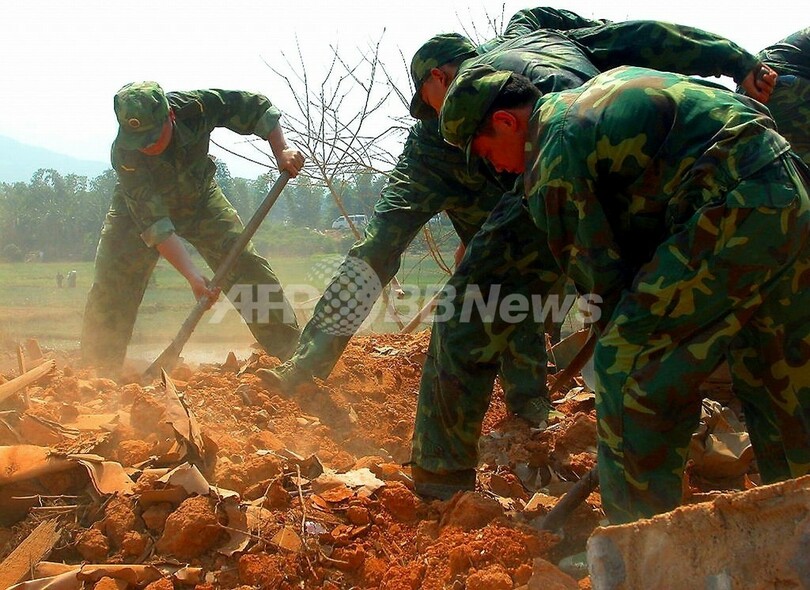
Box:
[139,216,176,247]
[112,165,176,247]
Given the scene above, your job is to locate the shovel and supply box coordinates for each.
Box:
[536,330,600,531]
[143,171,292,379]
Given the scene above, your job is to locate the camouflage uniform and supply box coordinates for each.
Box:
[414,23,768,476]
[443,64,810,522]
[278,7,604,421]
[81,88,299,370]
[755,27,810,165]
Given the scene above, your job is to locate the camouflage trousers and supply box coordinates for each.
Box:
[284,187,549,418]
[764,74,810,167]
[288,204,438,380]
[81,181,300,371]
[411,190,563,473]
[595,157,810,524]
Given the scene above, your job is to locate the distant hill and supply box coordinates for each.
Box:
[0,135,109,183]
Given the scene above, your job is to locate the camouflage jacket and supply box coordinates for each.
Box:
[390,12,764,240]
[477,7,607,52]
[466,20,761,95]
[379,119,509,244]
[759,27,810,79]
[111,89,282,247]
[379,7,599,243]
[524,66,792,320]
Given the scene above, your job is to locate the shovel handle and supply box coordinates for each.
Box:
[144,171,292,378]
[538,466,600,531]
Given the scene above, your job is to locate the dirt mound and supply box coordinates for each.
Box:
[0,331,747,589]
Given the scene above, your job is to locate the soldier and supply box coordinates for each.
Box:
[408,20,777,499]
[748,27,810,165]
[81,82,304,373]
[259,8,609,431]
[260,9,778,500]
[440,64,810,523]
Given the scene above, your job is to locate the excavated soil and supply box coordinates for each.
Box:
[0,331,748,589]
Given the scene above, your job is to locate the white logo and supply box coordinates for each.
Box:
[306,256,383,336]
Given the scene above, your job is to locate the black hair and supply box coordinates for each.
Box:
[479,73,541,135]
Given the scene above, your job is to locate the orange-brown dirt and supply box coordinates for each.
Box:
[0,332,745,589]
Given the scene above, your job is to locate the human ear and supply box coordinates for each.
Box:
[491,110,518,132]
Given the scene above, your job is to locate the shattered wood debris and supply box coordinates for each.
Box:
[0,333,774,589]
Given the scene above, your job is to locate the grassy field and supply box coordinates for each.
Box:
[0,251,453,358]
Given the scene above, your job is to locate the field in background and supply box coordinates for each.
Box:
[0,252,452,360]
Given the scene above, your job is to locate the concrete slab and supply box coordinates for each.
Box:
[587,475,810,589]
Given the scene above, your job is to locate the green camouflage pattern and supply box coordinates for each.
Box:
[411,7,605,120]
[522,66,810,522]
[111,89,281,246]
[283,7,613,410]
[409,33,477,119]
[441,65,511,153]
[82,179,300,371]
[284,12,778,479]
[756,28,810,166]
[441,20,763,152]
[114,81,170,150]
[564,20,759,83]
[477,6,608,52]
[284,118,515,379]
[412,188,565,473]
[758,26,810,79]
[81,89,294,371]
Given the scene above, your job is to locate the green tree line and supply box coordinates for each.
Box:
[0,160,390,262]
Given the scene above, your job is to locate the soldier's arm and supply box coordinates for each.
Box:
[192,89,304,175]
[758,27,810,79]
[155,234,220,305]
[350,121,503,285]
[267,125,305,177]
[567,21,766,89]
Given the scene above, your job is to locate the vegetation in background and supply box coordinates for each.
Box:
[0,162,453,262]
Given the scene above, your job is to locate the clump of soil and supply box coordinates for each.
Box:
[0,331,743,588]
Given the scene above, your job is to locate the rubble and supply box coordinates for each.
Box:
[0,332,795,589]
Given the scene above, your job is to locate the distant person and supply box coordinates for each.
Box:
[66,270,77,289]
[439,64,810,523]
[747,27,810,165]
[80,82,305,374]
[56,272,64,288]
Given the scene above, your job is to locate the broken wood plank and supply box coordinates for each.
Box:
[16,344,26,376]
[0,360,56,407]
[0,519,60,589]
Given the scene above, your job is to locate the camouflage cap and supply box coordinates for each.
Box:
[113,81,170,150]
[440,65,512,159]
[409,33,477,120]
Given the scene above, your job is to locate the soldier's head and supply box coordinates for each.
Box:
[114,81,174,155]
[440,65,540,174]
[409,33,477,120]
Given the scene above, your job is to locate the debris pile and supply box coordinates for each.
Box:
[0,332,772,589]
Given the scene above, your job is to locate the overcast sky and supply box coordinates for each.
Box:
[2,0,807,178]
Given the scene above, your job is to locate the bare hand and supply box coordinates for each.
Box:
[188,274,221,309]
[275,148,305,178]
[741,63,778,103]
